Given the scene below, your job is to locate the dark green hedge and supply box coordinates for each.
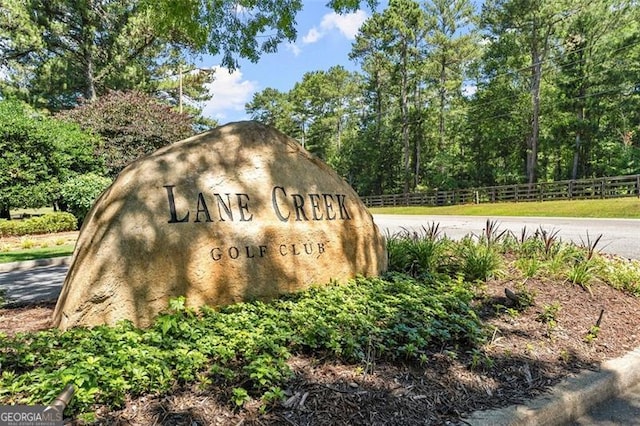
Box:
[0,212,77,237]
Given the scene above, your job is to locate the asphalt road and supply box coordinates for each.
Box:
[0,264,67,306]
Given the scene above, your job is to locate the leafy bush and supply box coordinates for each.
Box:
[0,99,103,218]
[601,258,640,295]
[0,212,77,237]
[454,237,503,282]
[58,91,196,177]
[387,228,450,277]
[60,173,112,224]
[0,275,484,416]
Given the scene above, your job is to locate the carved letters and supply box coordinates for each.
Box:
[164,184,352,224]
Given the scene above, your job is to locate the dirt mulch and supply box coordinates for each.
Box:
[1,272,640,425]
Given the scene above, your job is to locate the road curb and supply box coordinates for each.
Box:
[464,346,640,425]
[0,256,72,273]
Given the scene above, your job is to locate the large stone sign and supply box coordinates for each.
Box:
[53,121,387,330]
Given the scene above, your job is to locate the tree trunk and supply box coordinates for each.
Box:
[0,206,11,220]
[400,45,411,195]
[374,68,384,195]
[527,44,542,185]
[571,104,585,180]
[81,0,97,102]
[439,58,447,150]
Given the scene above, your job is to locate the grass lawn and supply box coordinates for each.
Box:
[0,245,74,263]
[369,197,640,218]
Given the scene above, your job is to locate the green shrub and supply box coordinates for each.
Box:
[601,258,640,295]
[455,237,503,282]
[0,212,77,237]
[60,173,112,224]
[387,229,450,277]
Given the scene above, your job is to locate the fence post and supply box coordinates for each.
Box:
[568,180,574,199]
[601,178,606,199]
[636,175,640,198]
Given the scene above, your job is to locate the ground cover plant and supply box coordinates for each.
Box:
[1,223,640,424]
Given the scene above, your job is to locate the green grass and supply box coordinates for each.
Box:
[0,245,74,263]
[369,197,640,218]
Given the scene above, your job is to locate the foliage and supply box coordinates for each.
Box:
[0,0,214,111]
[454,237,503,282]
[244,0,640,194]
[58,91,195,177]
[0,213,77,237]
[2,221,640,419]
[601,258,640,296]
[0,0,376,115]
[145,0,377,70]
[386,226,450,277]
[60,174,112,225]
[0,274,483,416]
[0,100,102,217]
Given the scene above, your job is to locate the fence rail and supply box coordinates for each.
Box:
[361,174,640,208]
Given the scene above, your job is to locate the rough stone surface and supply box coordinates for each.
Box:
[53,121,387,330]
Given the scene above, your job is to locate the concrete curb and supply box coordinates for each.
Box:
[0,256,72,273]
[465,346,640,425]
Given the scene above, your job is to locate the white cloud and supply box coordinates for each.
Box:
[302,10,367,45]
[201,66,257,122]
[285,41,302,56]
[302,27,322,44]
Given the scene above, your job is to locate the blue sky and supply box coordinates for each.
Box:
[199,2,371,124]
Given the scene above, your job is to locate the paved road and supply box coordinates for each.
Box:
[374,215,640,260]
[0,264,67,306]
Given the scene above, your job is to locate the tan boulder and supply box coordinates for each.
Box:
[53,121,387,330]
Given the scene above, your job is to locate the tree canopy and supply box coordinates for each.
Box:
[58,91,196,177]
[247,0,640,195]
[0,99,103,218]
[0,0,378,112]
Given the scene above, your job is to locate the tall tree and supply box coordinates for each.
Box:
[482,0,574,184]
[555,0,639,179]
[350,9,395,194]
[289,66,362,160]
[246,87,298,136]
[351,0,429,193]
[424,0,478,150]
[1,0,172,109]
[1,0,377,111]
